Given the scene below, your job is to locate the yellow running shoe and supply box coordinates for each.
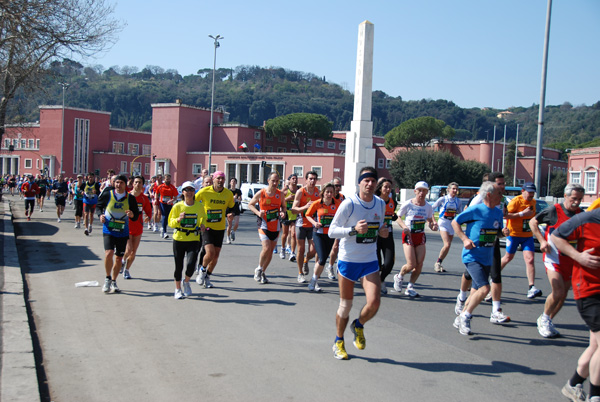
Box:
[351,320,366,350]
[332,340,349,360]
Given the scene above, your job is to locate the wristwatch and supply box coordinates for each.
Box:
[349,226,357,236]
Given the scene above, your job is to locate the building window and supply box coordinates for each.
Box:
[339,143,346,151]
[277,147,286,153]
[377,158,384,168]
[517,178,525,186]
[21,139,26,149]
[570,171,581,184]
[265,132,274,141]
[316,140,324,148]
[113,142,125,154]
[131,162,142,175]
[73,118,90,175]
[293,166,303,177]
[36,159,40,169]
[386,159,391,169]
[291,149,299,153]
[327,141,336,149]
[36,139,40,149]
[210,164,217,174]
[3,138,9,148]
[192,164,203,174]
[28,139,34,148]
[306,139,312,146]
[120,161,128,174]
[265,146,273,152]
[278,136,287,143]
[128,143,139,155]
[24,159,32,168]
[254,131,261,140]
[145,163,150,175]
[311,166,322,178]
[142,144,151,156]
[584,170,597,194]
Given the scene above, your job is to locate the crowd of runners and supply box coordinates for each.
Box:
[8,166,600,402]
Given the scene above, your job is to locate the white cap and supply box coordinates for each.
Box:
[181,181,195,191]
[414,181,429,190]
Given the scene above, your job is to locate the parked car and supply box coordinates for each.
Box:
[499,199,549,251]
[240,183,268,212]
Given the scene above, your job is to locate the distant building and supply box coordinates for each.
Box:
[567,147,600,203]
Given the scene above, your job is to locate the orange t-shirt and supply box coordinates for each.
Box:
[258,188,283,232]
[588,198,600,211]
[507,195,536,237]
[297,187,321,228]
[306,198,341,235]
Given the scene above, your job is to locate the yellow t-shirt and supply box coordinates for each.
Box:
[507,195,536,237]
[168,200,205,242]
[194,186,234,230]
[588,198,600,211]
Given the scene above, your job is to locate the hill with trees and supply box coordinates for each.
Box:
[7,60,600,154]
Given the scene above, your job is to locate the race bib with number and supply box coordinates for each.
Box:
[320,214,334,228]
[266,209,279,222]
[478,229,497,247]
[162,196,171,203]
[181,213,198,229]
[356,222,379,244]
[443,209,456,220]
[207,209,223,223]
[108,218,126,233]
[411,219,426,233]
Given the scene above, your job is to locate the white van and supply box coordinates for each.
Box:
[240,183,268,212]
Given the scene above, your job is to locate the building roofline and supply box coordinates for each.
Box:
[187,151,344,157]
[39,105,112,116]
[110,127,152,135]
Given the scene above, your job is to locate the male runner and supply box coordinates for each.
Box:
[72,175,85,228]
[52,175,69,222]
[291,171,320,283]
[21,175,39,221]
[35,175,49,211]
[122,176,152,279]
[155,174,178,239]
[82,173,101,235]
[226,177,242,244]
[329,166,387,360]
[530,183,584,338]
[281,174,299,262]
[194,171,234,288]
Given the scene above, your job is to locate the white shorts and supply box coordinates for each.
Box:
[438,218,454,235]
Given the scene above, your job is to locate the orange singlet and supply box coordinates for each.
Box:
[258,188,283,233]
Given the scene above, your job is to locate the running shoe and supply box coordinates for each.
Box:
[280,249,286,259]
[434,262,446,272]
[302,262,309,275]
[230,231,235,241]
[196,269,207,286]
[27,217,31,221]
[537,314,558,338]
[454,295,466,315]
[182,281,192,297]
[153,225,159,232]
[332,340,349,360]
[459,314,472,336]
[109,281,120,293]
[308,277,321,292]
[225,236,231,244]
[561,381,587,402]
[326,265,335,280]
[289,253,296,262]
[123,269,132,280]
[297,274,306,283]
[204,275,213,288]
[273,246,278,254]
[84,228,89,236]
[254,267,262,282]
[350,320,366,350]
[174,288,184,299]
[40,208,43,212]
[57,218,61,222]
[102,278,111,293]
[260,272,269,284]
[381,282,388,295]
[405,288,420,298]
[453,315,461,329]
[25,210,29,217]
[147,223,152,230]
[527,286,543,299]
[393,273,403,292]
[490,309,510,324]
[162,232,169,239]
[88,225,92,234]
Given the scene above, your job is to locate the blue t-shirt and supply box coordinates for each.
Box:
[455,203,504,266]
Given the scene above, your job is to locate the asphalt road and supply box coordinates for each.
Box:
[9,199,588,402]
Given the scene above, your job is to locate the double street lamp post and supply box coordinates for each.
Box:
[208,34,223,174]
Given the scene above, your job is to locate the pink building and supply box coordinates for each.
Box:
[567,147,600,203]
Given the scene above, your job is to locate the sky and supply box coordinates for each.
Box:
[87,0,600,110]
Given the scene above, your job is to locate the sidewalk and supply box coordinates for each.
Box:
[0,197,41,402]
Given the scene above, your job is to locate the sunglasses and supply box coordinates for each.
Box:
[183,188,195,192]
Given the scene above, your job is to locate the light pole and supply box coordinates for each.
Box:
[59,82,69,175]
[208,34,223,174]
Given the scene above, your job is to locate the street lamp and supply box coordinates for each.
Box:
[208,34,223,173]
[59,82,69,175]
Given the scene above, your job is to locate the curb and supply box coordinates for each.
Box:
[1,199,41,402]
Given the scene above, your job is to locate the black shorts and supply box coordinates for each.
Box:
[282,218,297,226]
[103,234,129,257]
[202,229,225,248]
[74,199,84,217]
[37,189,46,198]
[55,196,66,207]
[84,203,97,213]
[576,293,600,333]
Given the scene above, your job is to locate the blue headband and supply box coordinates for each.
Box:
[358,171,378,184]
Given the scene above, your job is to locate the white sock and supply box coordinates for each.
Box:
[459,290,468,301]
[492,301,501,312]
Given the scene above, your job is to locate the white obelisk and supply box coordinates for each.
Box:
[343,20,375,195]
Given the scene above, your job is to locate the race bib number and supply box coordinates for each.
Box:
[266,209,279,222]
[108,218,126,233]
[138,202,144,212]
[522,219,531,232]
[207,209,222,223]
[384,215,393,228]
[356,222,379,244]
[443,208,456,220]
[286,201,293,209]
[411,219,426,233]
[162,196,171,203]
[478,229,497,247]
[320,214,334,228]
[181,213,197,229]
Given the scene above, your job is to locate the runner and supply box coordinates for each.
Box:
[36,175,50,212]
[52,175,69,223]
[72,175,85,228]
[326,176,345,279]
[82,172,101,236]
[194,171,234,289]
[281,174,299,262]
[122,176,153,280]
[7,175,17,196]
[21,175,39,221]
[393,181,438,297]
[155,174,178,239]
[96,175,140,293]
[226,177,242,244]
[291,170,320,283]
[305,182,341,292]
[501,182,543,299]
[375,178,397,294]
[432,182,462,273]
[451,181,508,335]
[247,172,286,284]
[529,183,584,338]
[150,174,163,232]
[329,166,387,360]
[168,181,205,299]
[552,209,600,402]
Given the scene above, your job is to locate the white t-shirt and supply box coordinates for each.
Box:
[398,199,433,233]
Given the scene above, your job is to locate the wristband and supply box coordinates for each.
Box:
[518,211,524,217]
